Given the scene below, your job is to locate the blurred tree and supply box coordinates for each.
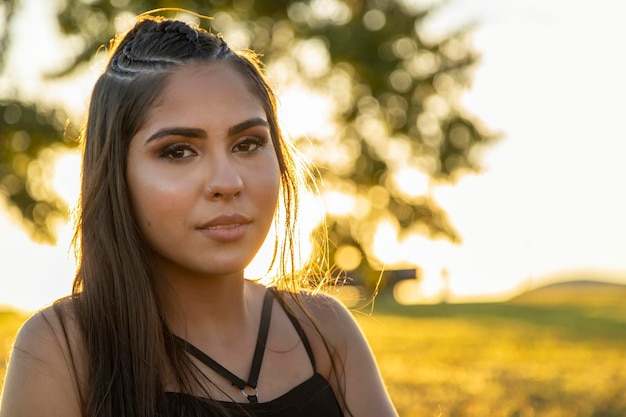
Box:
[0,0,496,283]
[1,0,79,242]
[0,101,75,242]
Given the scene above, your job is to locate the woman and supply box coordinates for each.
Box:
[0,14,397,417]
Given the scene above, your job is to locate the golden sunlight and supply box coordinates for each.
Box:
[391,166,430,198]
[322,190,357,217]
[276,85,337,140]
[52,150,81,206]
[371,220,403,266]
[246,191,324,279]
[335,244,363,271]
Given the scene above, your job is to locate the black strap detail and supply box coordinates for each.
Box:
[176,290,274,403]
[269,288,317,371]
[248,290,274,387]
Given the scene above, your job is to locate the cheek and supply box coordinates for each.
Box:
[127,166,192,227]
[253,162,281,206]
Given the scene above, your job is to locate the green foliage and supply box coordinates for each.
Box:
[0,0,18,73]
[0,101,77,242]
[0,1,497,270]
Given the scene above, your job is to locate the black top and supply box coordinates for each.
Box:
[159,289,343,417]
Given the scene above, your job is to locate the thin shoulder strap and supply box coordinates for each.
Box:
[269,288,317,371]
[176,289,274,403]
[248,289,274,388]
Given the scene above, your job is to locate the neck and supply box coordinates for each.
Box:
[157,269,257,341]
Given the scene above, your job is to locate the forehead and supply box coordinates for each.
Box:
[165,62,250,90]
[142,62,267,129]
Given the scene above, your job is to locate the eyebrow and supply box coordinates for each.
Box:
[145,127,206,145]
[228,117,269,136]
[144,117,270,145]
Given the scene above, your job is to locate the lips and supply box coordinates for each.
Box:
[198,213,251,229]
[197,213,251,242]
[204,223,243,230]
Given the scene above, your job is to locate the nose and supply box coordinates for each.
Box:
[204,158,244,200]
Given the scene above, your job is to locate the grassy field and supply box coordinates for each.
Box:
[0,309,27,393]
[2,285,626,416]
[357,292,626,417]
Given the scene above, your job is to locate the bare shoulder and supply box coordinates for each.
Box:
[271,290,353,357]
[0,298,84,417]
[15,299,84,362]
[17,299,78,346]
[281,289,399,417]
[291,290,359,350]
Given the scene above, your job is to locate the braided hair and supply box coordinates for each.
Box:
[108,18,230,75]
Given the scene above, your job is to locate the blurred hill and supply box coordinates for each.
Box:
[509,278,626,308]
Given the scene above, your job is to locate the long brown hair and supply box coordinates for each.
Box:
[69,14,335,417]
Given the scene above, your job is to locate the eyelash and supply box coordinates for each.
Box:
[159,143,196,160]
[233,136,267,153]
[158,136,268,160]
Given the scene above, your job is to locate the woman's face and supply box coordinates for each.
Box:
[126,63,280,280]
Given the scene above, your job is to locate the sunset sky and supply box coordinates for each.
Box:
[1,0,625,311]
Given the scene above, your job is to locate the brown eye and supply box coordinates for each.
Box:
[233,137,265,153]
[160,143,196,160]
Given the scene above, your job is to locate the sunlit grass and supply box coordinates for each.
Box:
[357,296,626,417]
[0,310,27,390]
[2,295,626,416]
